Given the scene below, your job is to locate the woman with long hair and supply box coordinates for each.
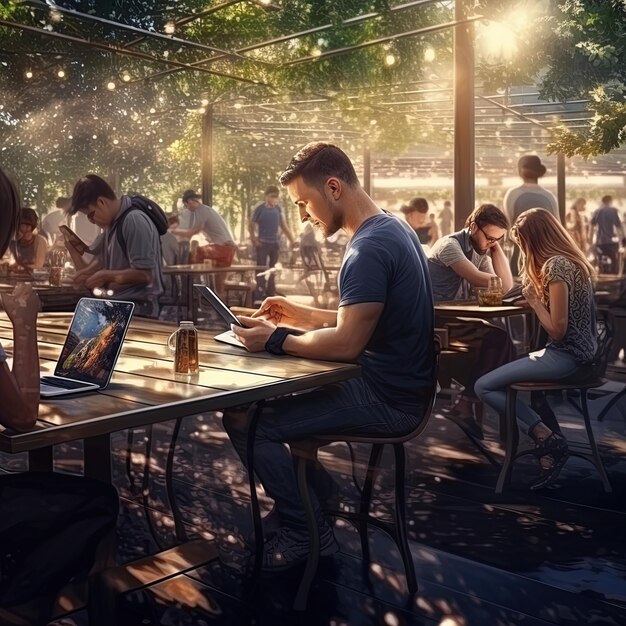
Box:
[475,208,597,489]
[565,197,587,252]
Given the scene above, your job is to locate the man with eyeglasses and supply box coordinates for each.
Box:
[427,203,515,438]
[428,203,513,300]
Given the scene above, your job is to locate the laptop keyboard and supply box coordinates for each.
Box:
[40,376,91,390]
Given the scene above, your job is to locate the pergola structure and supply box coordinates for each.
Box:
[1,0,623,227]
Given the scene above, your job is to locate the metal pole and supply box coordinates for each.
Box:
[453,0,475,231]
[363,144,371,196]
[201,105,214,206]
[557,153,566,224]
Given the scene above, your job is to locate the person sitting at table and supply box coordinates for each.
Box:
[9,207,48,272]
[427,203,515,439]
[400,197,435,245]
[475,209,597,489]
[0,166,119,625]
[223,142,435,570]
[66,174,165,318]
[175,189,237,267]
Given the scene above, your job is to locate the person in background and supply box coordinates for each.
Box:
[249,185,296,301]
[440,200,453,237]
[590,194,625,275]
[429,212,440,244]
[566,197,588,253]
[0,166,118,625]
[400,197,435,245]
[476,209,597,489]
[9,207,48,271]
[428,203,515,438]
[40,197,66,246]
[503,155,558,276]
[67,174,164,318]
[175,189,237,268]
[161,214,181,266]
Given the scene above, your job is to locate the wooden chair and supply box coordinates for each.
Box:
[288,340,440,610]
[495,311,614,494]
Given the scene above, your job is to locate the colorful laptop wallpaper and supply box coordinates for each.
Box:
[55,299,134,386]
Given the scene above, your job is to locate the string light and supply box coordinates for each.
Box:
[107,81,116,91]
[122,72,131,82]
[164,22,176,34]
[25,70,33,79]
[424,47,436,62]
[384,53,396,66]
[57,69,65,78]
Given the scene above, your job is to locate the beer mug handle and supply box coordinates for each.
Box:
[167,329,179,352]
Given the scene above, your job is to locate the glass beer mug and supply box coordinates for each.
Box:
[168,321,199,375]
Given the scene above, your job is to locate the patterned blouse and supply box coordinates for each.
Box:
[541,256,596,363]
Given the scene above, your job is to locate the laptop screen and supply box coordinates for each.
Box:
[54,298,135,387]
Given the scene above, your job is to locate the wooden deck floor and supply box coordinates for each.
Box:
[4,379,626,625]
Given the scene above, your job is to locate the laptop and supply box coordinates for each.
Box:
[194,284,245,348]
[40,298,135,397]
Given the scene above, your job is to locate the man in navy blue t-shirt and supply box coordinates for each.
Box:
[248,185,296,300]
[224,143,435,570]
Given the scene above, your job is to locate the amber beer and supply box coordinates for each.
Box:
[49,266,62,286]
[169,321,199,375]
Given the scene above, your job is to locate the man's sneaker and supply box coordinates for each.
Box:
[262,522,338,572]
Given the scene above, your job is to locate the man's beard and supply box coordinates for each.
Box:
[469,232,488,254]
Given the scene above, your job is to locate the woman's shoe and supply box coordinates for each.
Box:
[529,433,569,490]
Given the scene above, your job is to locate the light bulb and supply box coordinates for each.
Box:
[164,22,176,34]
[122,73,131,82]
[424,47,436,63]
[384,53,396,66]
[107,81,116,91]
[25,70,33,79]
[57,69,65,78]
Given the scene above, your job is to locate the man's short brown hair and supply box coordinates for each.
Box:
[465,203,509,230]
[279,142,359,189]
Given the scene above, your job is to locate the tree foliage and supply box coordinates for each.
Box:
[477,0,626,157]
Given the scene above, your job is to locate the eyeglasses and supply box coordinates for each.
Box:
[474,223,504,244]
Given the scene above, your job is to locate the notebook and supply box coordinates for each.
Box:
[40,298,135,397]
[194,284,245,348]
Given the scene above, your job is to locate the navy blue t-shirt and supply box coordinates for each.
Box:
[252,203,283,244]
[339,213,434,415]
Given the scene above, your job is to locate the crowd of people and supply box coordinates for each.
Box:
[0,143,611,620]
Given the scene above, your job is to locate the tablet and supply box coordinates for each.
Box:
[194,284,244,327]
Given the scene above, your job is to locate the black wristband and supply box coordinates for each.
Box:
[265,327,300,355]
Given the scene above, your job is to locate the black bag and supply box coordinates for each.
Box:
[113,195,168,259]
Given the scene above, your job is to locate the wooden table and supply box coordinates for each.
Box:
[0,313,359,477]
[435,299,530,320]
[163,264,266,316]
[0,313,360,615]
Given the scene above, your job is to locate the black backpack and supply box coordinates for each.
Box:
[112,195,168,260]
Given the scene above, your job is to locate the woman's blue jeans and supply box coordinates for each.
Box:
[475,348,579,434]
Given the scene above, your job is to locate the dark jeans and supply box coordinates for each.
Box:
[443,321,516,400]
[222,378,426,530]
[597,242,620,274]
[255,241,280,299]
[0,472,118,609]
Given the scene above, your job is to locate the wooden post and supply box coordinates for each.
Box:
[453,0,475,231]
[557,152,566,224]
[201,105,213,206]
